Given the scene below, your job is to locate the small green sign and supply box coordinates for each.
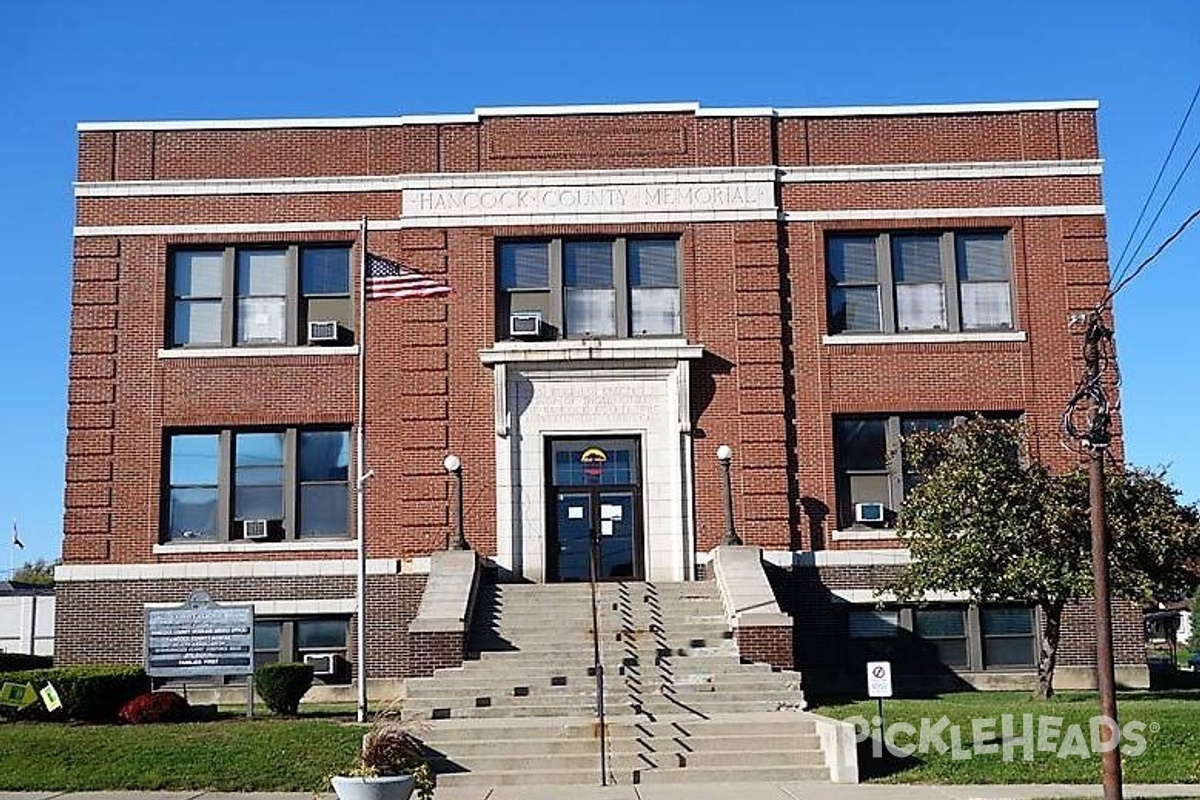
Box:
[0,682,37,708]
[39,682,61,712]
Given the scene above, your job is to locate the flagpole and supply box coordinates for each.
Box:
[355,218,370,723]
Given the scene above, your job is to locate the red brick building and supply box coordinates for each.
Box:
[59,100,1147,692]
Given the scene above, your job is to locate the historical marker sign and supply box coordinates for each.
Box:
[145,590,254,678]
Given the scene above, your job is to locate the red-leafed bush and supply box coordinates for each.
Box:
[118,691,191,724]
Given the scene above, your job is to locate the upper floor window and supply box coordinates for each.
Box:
[827,231,1013,334]
[171,245,352,348]
[164,427,350,542]
[497,238,681,340]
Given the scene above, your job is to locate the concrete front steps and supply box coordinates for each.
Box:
[421,712,831,788]
[407,580,829,786]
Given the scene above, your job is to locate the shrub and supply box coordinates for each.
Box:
[0,665,148,722]
[0,653,51,672]
[118,691,191,724]
[254,662,313,715]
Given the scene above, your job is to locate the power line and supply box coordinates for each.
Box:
[1111,80,1200,286]
[1116,135,1200,283]
[1103,205,1200,308]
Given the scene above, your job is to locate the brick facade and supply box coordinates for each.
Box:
[784,564,1144,694]
[59,100,1143,689]
[734,626,794,672]
[56,574,424,678]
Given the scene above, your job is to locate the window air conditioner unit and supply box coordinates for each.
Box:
[509,311,542,339]
[308,320,341,344]
[303,652,343,677]
[854,502,887,525]
[242,519,273,540]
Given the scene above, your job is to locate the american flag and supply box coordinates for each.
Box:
[366,254,450,301]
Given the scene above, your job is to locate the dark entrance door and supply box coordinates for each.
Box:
[547,438,643,582]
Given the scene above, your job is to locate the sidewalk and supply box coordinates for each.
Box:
[2,785,1200,800]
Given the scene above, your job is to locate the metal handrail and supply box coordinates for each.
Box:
[589,528,608,786]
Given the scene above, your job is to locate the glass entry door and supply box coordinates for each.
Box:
[547,438,643,582]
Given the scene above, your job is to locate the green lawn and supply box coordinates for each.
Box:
[3,693,1200,790]
[814,691,1200,785]
[0,716,365,791]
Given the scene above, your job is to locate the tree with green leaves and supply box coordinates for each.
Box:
[11,559,56,586]
[1189,589,1200,657]
[888,416,1200,700]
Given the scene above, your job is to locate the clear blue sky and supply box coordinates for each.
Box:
[1,0,1198,569]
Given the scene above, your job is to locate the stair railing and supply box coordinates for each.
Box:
[588,526,609,786]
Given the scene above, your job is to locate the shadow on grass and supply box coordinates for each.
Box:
[213,708,358,722]
[808,690,964,710]
[855,735,925,781]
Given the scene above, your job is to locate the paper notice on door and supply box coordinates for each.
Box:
[568,506,584,520]
[601,519,614,537]
[600,504,623,521]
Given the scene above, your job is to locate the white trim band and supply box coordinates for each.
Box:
[55,558,404,582]
[781,159,1102,183]
[785,205,1105,222]
[145,598,357,615]
[758,549,913,568]
[151,540,359,554]
[74,212,777,238]
[476,102,701,117]
[774,99,1098,117]
[831,588,972,603]
[480,338,705,365]
[73,162,1096,198]
[398,209,779,228]
[823,331,1028,346]
[74,220,369,237]
[830,529,901,542]
[698,549,913,567]
[78,117,408,132]
[76,99,1099,132]
[75,204,1107,239]
[158,346,360,359]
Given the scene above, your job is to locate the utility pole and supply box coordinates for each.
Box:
[1066,311,1123,800]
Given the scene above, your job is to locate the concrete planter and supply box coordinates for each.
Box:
[330,774,415,800]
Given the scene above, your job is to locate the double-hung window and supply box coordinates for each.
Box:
[827,231,1013,334]
[165,434,221,540]
[170,245,352,347]
[981,606,1037,668]
[164,427,350,542]
[497,238,681,340]
[913,607,970,668]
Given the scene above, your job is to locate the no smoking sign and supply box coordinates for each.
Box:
[866,660,893,698]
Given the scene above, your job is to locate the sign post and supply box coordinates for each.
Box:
[866,660,893,732]
[145,590,255,717]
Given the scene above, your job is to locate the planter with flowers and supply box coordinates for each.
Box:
[330,715,435,800]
